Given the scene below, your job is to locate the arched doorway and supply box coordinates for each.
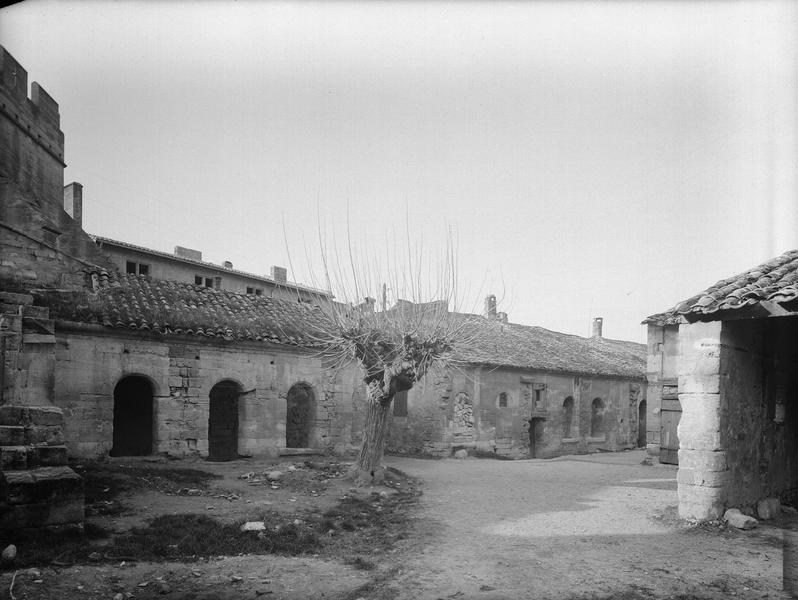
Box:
[637,400,647,447]
[111,375,153,457]
[286,383,315,448]
[591,398,605,437]
[208,380,241,461]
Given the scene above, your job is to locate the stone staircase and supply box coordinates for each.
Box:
[0,291,84,529]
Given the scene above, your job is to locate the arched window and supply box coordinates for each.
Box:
[562,396,574,438]
[498,392,508,408]
[591,398,605,437]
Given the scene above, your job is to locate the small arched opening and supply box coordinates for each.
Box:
[208,380,242,461]
[111,375,154,457]
[562,396,575,438]
[590,398,605,437]
[286,382,315,448]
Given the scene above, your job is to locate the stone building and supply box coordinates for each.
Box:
[91,232,330,302]
[386,299,647,459]
[39,271,364,460]
[644,250,798,520]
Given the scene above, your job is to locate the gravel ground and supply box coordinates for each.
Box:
[381,450,792,600]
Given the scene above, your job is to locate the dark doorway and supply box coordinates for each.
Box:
[111,376,153,457]
[590,398,605,437]
[208,380,240,461]
[286,383,314,448]
[528,417,545,458]
[637,400,647,448]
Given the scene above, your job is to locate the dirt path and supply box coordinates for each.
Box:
[381,451,791,600]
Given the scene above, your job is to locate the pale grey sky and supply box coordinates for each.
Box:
[1,0,796,342]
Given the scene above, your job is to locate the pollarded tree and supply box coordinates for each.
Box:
[291,230,480,485]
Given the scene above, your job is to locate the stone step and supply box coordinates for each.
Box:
[278,447,326,457]
[0,445,68,470]
[0,405,64,427]
[0,466,84,529]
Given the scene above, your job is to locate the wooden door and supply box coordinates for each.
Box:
[659,397,681,465]
[208,381,240,461]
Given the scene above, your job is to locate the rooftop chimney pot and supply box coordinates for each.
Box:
[271,266,287,284]
[592,317,603,339]
[485,294,497,319]
[222,261,233,269]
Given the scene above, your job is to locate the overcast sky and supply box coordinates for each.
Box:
[1,0,796,342]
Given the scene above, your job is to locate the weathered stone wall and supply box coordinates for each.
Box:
[54,324,364,459]
[720,317,798,511]
[677,316,798,520]
[386,364,644,459]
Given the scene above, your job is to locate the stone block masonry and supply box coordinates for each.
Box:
[54,326,364,460]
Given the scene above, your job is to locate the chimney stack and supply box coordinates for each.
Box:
[271,266,287,284]
[592,317,603,339]
[63,182,82,227]
[174,246,202,261]
[222,261,233,269]
[485,294,497,319]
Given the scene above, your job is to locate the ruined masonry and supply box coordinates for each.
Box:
[0,291,83,528]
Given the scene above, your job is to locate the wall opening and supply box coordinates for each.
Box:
[591,398,605,437]
[111,375,154,457]
[286,382,315,448]
[529,417,545,458]
[562,396,575,438]
[637,399,647,447]
[208,380,241,461]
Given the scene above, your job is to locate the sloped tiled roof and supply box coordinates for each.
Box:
[645,249,798,325]
[455,319,645,379]
[36,273,645,378]
[39,272,329,346]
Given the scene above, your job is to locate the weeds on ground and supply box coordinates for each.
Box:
[3,474,420,570]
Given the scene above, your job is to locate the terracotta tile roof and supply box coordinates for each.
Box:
[38,272,328,346]
[645,249,798,325]
[37,273,644,377]
[455,318,646,379]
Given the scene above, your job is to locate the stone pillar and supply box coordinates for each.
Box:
[676,321,726,520]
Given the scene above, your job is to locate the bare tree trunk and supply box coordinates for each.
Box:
[352,383,392,486]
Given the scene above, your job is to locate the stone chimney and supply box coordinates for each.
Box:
[63,182,82,227]
[592,317,603,339]
[222,261,233,269]
[271,266,287,284]
[497,311,508,324]
[485,294,497,319]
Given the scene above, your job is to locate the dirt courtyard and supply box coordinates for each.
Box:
[0,449,795,600]
[383,450,793,600]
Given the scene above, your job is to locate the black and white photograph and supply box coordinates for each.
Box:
[0,1,796,598]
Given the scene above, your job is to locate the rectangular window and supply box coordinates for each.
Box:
[204,277,213,288]
[393,390,408,417]
[213,276,221,289]
[255,289,263,296]
[246,287,254,294]
[127,261,137,274]
[195,275,203,285]
[137,263,149,276]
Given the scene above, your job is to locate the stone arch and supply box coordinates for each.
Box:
[591,397,605,437]
[208,379,242,461]
[562,396,575,438]
[111,374,154,457]
[286,382,316,448]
